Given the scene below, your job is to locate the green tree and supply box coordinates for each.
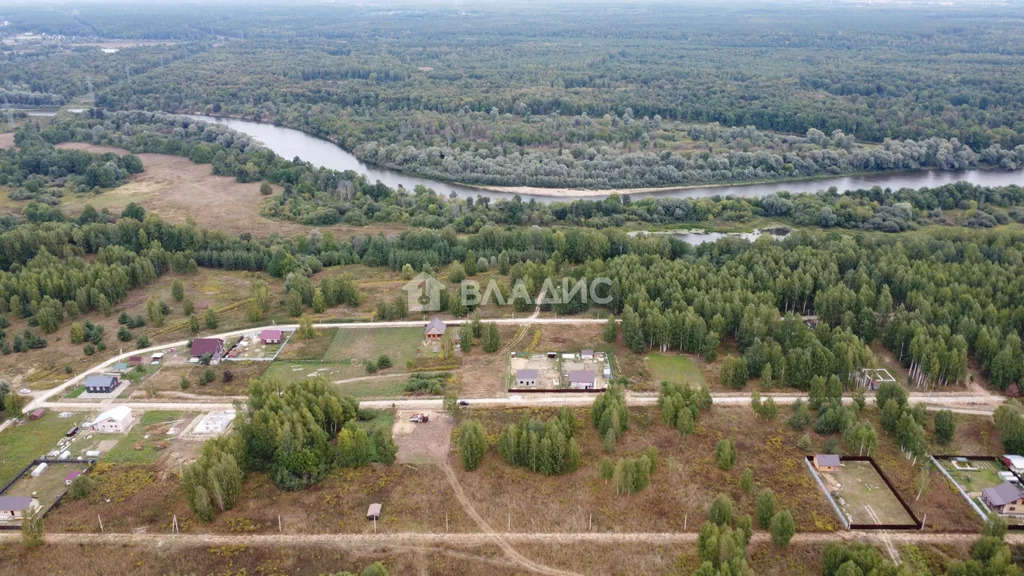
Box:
[482,322,501,353]
[312,288,326,314]
[203,307,219,329]
[21,505,43,547]
[934,409,956,445]
[716,438,736,470]
[459,323,473,352]
[770,510,795,547]
[172,279,185,302]
[708,493,734,526]
[67,474,93,500]
[603,315,617,343]
[298,314,315,339]
[789,398,811,430]
[600,456,614,481]
[739,467,754,493]
[457,419,487,471]
[259,182,273,196]
[756,489,777,528]
[146,296,164,326]
[70,322,85,344]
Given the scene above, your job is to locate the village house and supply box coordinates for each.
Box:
[982,482,1024,517]
[190,337,225,362]
[84,374,120,394]
[424,317,446,341]
[0,496,40,522]
[568,370,596,390]
[87,405,135,433]
[813,454,841,472]
[260,329,283,344]
[515,369,538,387]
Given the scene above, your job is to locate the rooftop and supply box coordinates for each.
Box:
[982,481,1024,506]
[425,317,447,334]
[190,337,224,357]
[90,405,132,425]
[568,370,596,384]
[84,374,118,387]
[815,454,841,467]
[0,496,33,511]
[516,369,539,379]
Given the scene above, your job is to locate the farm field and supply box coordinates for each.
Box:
[819,460,916,526]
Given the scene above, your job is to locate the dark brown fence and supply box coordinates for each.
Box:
[806,455,923,531]
[0,458,96,531]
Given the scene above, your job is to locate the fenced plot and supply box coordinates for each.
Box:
[814,458,920,529]
[934,455,1024,528]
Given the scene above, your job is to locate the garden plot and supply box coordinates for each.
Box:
[936,456,1024,526]
[226,332,290,360]
[0,461,91,516]
[820,460,916,526]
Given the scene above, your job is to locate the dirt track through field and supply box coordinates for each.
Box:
[440,462,583,576]
[0,529,1018,548]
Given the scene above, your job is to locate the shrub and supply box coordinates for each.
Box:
[756,489,777,528]
[377,355,392,369]
[716,438,736,470]
[708,493,733,525]
[770,510,795,547]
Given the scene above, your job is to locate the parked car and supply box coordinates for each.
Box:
[458,400,469,407]
[409,413,429,423]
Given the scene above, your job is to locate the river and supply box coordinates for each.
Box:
[189,115,1024,203]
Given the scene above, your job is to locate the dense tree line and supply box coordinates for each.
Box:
[182,378,395,521]
[36,113,1024,234]
[497,408,581,476]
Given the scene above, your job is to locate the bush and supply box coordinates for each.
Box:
[137,336,150,349]
[117,326,132,342]
[770,510,795,547]
[739,467,754,493]
[365,362,378,374]
[708,493,734,525]
[67,474,93,500]
[756,489,777,528]
[797,433,812,451]
[716,438,736,470]
[934,409,956,444]
[377,355,392,369]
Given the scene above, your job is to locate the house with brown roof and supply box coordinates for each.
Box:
[190,337,225,362]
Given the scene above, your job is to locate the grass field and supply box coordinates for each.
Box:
[822,461,915,526]
[97,411,185,465]
[263,363,412,399]
[0,412,84,485]
[322,327,424,366]
[646,353,707,387]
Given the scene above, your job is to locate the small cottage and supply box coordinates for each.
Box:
[260,329,283,344]
[813,454,841,472]
[0,496,39,522]
[515,369,538,387]
[982,482,1024,517]
[424,317,446,341]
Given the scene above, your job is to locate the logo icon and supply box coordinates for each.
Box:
[402,272,445,312]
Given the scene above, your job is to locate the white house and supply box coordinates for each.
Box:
[88,405,135,433]
[0,496,40,522]
[568,370,596,390]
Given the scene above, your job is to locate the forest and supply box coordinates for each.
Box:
[4,3,1024,189]
[36,111,1024,232]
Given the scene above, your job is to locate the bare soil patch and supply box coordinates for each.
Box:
[394,411,453,464]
